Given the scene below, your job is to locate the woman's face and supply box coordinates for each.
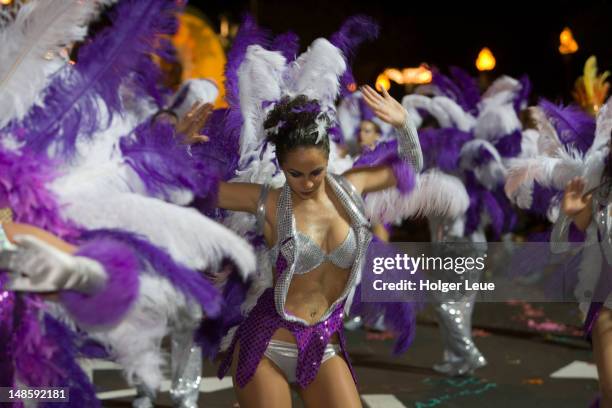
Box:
[281,147,328,200]
[358,120,381,149]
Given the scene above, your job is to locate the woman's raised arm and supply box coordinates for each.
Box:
[344,85,423,194]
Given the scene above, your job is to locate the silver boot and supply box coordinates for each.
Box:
[169,330,202,408]
[433,294,487,376]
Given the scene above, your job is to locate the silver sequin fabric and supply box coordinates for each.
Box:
[397,117,423,172]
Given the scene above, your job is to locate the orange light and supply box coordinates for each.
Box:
[383,68,403,84]
[476,47,496,71]
[0,0,12,5]
[347,82,357,92]
[379,65,432,86]
[220,16,229,38]
[402,65,432,84]
[375,73,391,91]
[559,27,578,55]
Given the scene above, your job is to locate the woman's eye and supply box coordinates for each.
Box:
[311,170,323,176]
[290,172,302,178]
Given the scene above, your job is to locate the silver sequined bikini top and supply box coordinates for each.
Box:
[256,182,358,274]
[268,228,357,274]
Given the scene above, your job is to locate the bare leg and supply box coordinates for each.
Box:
[592,308,612,408]
[299,356,361,408]
[231,342,292,408]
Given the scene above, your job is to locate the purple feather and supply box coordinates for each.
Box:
[10,295,99,406]
[60,237,140,328]
[473,145,495,166]
[0,146,79,240]
[418,128,473,171]
[449,66,481,115]
[481,189,504,238]
[224,15,271,108]
[191,109,241,181]
[431,68,471,113]
[270,32,300,62]
[529,182,560,219]
[80,229,222,317]
[538,99,596,153]
[493,186,517,234]
[17,0,182,156]
[390,161,416,194]
[0,284,16,390]
[513,75,531,113]
[196,268,249,360]
[329,15,379,98]
[464,171,482,235]
[494,130,522,158]
[353,139,417,193]
[329,15,379,61]
[120,119,220,201]
[350,237,422,354]
[38,315,100,408]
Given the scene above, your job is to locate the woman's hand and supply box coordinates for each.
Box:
[561,177,592,216]
[176,102,213,144]
[361,85,407,128]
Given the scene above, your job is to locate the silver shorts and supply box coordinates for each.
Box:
[263,339,341,383]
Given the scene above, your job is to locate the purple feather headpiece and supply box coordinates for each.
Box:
[329,15,379,97]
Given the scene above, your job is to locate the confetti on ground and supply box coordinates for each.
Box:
[523,378,544,385]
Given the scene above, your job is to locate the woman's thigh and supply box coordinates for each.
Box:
[298,355,362,408]
[231,342,292,408]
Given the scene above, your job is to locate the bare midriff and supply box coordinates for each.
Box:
[270,262,350,344]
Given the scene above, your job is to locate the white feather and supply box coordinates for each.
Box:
[328,141,354,174]
[364,170,469,223]
[525,106,563,156]
[583,147,608,189]
[432,96,476,132]
[0,0,100,128]
[284,38,345,110]
[237,45,286,164]
[54,188,256,279]
[504,156,559,208]
[337,92,361,142]
[170,78,219,118]
[474,103,521,141]
[402,94,451,128]
[88,273,202,390]
[588,97,612,156]
[459,139,507,189]
[481,75,521,101]
[519,129,540,159]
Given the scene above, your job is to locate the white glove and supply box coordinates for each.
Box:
[4,235,107,294]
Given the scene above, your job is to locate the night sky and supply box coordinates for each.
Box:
[191,0,612,103]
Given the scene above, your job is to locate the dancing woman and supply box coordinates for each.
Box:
[554,133,612,407]
[214,83,421,408]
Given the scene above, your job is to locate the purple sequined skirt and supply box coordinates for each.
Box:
[218,288,356,388]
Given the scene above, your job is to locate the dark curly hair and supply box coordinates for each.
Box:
[263,95,331,165]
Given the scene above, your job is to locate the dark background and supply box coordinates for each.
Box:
[190,0,612,103]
